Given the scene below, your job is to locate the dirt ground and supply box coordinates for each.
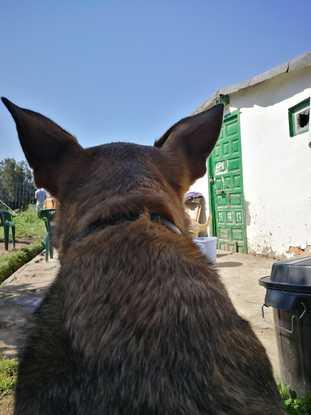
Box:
[0,239,33,257]
[0,394,14,414]
[0,251,278,413]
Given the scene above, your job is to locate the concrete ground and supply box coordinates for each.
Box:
[0,253,59,358]
[0,251,279,377]
[215,252,279,378]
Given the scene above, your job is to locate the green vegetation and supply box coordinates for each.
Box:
[0,242,44,284]
[0,205,45,242]
[279,384,311,415]
[0,158,35,210]
[0,205,45,283]
[13,205,45,240]
[0,359,17,398]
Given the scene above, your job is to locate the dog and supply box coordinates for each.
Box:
[2,97,284,414]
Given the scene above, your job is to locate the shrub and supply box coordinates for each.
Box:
[279,384,311,415]
[0,242,44,284]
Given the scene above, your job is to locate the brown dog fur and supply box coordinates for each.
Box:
[2,97,284,414]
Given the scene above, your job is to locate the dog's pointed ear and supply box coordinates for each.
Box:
[1,97,83,196]
[155,104,224,186]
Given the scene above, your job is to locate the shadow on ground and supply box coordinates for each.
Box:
[215,261,243,268]
[0,281,47,358]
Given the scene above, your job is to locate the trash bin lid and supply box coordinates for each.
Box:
[272,256,311,284]
[259,256,311,294]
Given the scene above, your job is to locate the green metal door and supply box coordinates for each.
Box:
[208,111,247,253]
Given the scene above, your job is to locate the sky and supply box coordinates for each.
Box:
[0,0,310,161]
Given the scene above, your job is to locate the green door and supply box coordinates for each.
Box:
[208,111,247,253]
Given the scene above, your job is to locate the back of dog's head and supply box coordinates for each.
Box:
[2,97,223,250]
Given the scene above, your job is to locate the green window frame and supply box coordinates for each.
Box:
[288,98,310,137]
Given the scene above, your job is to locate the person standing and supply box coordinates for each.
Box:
[35,188,47,212]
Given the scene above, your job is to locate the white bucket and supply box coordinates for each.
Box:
[193,236,217,264]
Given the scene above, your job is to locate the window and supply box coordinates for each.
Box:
[288,98,310,137]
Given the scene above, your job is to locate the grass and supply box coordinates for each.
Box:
[0,359,17,398]
[0,205,45,242]
[0,241,44,284]
[279,384,311,415]
[0,205,45,283]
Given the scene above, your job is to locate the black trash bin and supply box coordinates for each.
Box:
[259,256,311,395]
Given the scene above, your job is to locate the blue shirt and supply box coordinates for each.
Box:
[35,188,47,203]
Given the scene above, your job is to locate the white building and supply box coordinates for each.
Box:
[192,52,311,258]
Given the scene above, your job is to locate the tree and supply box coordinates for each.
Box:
[0,159,36,210]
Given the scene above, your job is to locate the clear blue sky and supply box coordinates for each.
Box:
[1,0,310,161]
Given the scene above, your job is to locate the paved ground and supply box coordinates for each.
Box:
[0,253,59,358]
[0,251,279,377]
[215,252,279,378]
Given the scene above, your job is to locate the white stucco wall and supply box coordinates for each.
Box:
[191,66,311,257]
